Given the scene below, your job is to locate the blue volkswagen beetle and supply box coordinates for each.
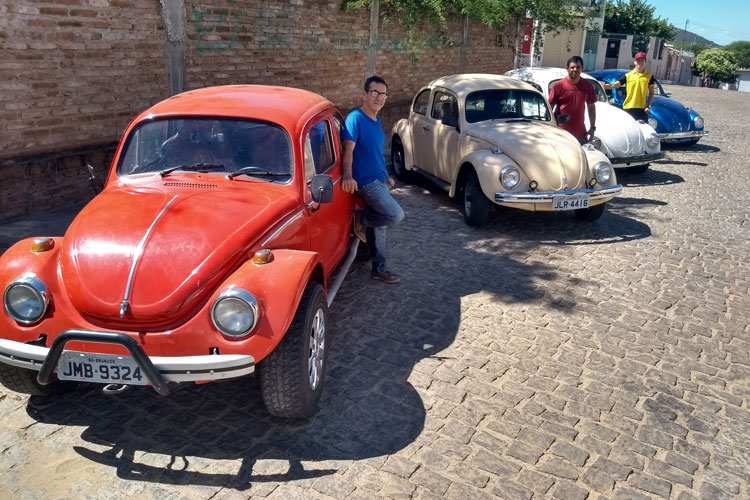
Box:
[589,69,708,145]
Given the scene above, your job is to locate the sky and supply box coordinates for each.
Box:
[644,0,750,46]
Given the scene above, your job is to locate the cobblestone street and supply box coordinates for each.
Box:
[1,85,749,499]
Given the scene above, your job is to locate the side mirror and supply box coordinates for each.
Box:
[86,162,104,192]
[557,114,571,124]
[311,174,333,205]
[665,92,672,97]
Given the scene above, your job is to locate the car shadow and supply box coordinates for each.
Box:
[617,168,685,186]
[662,143,720,154]
[20,180,654,492]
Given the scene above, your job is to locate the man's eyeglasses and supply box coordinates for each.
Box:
[367,89,389,99]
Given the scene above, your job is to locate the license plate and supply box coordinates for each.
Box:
[57,351,147,385]
[552,194,589,211]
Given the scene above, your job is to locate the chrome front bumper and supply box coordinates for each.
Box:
[0,334,255,391]
[495,185,622,204]
[658,130,708,141]
[610,152,666,165]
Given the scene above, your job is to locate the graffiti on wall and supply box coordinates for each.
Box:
[192,8,464,55]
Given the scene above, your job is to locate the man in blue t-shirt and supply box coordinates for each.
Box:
[342,75,404,284]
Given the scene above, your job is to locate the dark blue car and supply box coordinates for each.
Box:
[589,69,708,145]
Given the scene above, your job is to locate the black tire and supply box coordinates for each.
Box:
[627,163,649,174]
[259,282,329,418]
[461,169,490,227]
[390,139,412,183]
[575,203,606,221]
[0,363,69,396]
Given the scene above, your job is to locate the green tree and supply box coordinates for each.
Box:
[725,41,750,69]
[603,0,676,54]
[344,0,592,59]
[694,48,738,87]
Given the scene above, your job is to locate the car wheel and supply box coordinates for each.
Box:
[684,138,700,146]
[628,163,649,174]
[259,282,328,418]
[575,203,606,221]
[0,363,70,396]
[390,139,412,183]
[462,170,490,227]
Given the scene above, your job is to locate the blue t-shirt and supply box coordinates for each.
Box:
[342,108,387,186]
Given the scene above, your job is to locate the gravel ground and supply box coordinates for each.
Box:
[1,84,749,499]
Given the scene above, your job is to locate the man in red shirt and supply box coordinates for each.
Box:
[549,56,597,144]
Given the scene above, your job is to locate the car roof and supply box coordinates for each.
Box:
[587,69,629,81]
[427,74,540,98]
[505,66,599,85]
[132,85,334,133]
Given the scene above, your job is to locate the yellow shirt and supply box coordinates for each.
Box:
[622,69,654,110]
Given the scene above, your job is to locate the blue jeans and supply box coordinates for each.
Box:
[358,180,404,274]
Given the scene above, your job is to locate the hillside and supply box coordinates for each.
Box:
[669,28,721,48]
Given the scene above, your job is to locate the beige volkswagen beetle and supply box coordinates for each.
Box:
[391,74,622,226]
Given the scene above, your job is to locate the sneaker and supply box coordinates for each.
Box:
[352,212,367,243]
[371,271,400,284]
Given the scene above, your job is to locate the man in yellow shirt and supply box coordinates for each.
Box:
[603,51,655,122]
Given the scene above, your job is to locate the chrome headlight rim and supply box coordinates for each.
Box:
[693,116,704,129]
[3,275,49,325]
[210,288,259,338]
[500,165,521,189]
[593,161,612,184]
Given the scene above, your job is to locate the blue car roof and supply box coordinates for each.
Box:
[588,69,629,82]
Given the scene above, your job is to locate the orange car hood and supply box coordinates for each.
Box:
[60,183,299,328]
[468,120,587,190]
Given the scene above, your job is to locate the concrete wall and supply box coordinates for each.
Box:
[0,0,515,221]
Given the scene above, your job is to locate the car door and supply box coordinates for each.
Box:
[432,90,461,182]
[409,88,434,173]
[303,113,353,275]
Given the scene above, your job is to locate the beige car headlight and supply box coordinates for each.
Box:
[211,288,259,338]
[500,166,520,189]
[4,275,49,325]
[594,161,612,184]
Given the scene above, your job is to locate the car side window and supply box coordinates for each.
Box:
[412,90,430,115]
[304,120,335,181]
[430,91,458,122]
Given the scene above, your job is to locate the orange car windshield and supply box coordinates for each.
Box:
[117,118,293,180]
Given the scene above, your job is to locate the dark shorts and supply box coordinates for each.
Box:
[624,108,649,122]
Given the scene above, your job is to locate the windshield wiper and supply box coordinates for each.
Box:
[227,166,290,180]
[159,163,226,177]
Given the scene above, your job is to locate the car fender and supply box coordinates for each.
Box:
[392,118,415,171]
[0,238,63,293]
[450,150,510,199]
[216,249,323,362]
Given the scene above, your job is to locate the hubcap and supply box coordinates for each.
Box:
[393,146,404,175]
[307,307,325,390]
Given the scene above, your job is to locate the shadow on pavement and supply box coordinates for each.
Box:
[618,168,685,186]
[662,143,720,154]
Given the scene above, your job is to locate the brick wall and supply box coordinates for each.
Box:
[0,0,515,221]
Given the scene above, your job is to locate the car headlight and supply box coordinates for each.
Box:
[4,275,49,325]
[500,166,520,189]
[646,134,659,148]
[648,117,658,129]
[211,288,259,338]
[693,116,704,129]
[594,161,612,184]
[591,137,602,150]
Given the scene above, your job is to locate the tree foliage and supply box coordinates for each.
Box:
[725,41,750,69]
[603,0,676,54]
[344,0,592,59]
[694,48,739,87]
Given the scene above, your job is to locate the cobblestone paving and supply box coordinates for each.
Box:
[1,85,749,499]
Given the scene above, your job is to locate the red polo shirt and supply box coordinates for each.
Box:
[549,78,596,139]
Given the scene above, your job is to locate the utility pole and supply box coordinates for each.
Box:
[682,19,688,48]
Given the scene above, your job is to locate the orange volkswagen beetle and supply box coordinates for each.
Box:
[0,86,358,418]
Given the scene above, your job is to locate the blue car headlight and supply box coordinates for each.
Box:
[648,117,658,130]
[693,116,704,129]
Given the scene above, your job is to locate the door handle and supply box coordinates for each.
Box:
[422,125,432,131]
